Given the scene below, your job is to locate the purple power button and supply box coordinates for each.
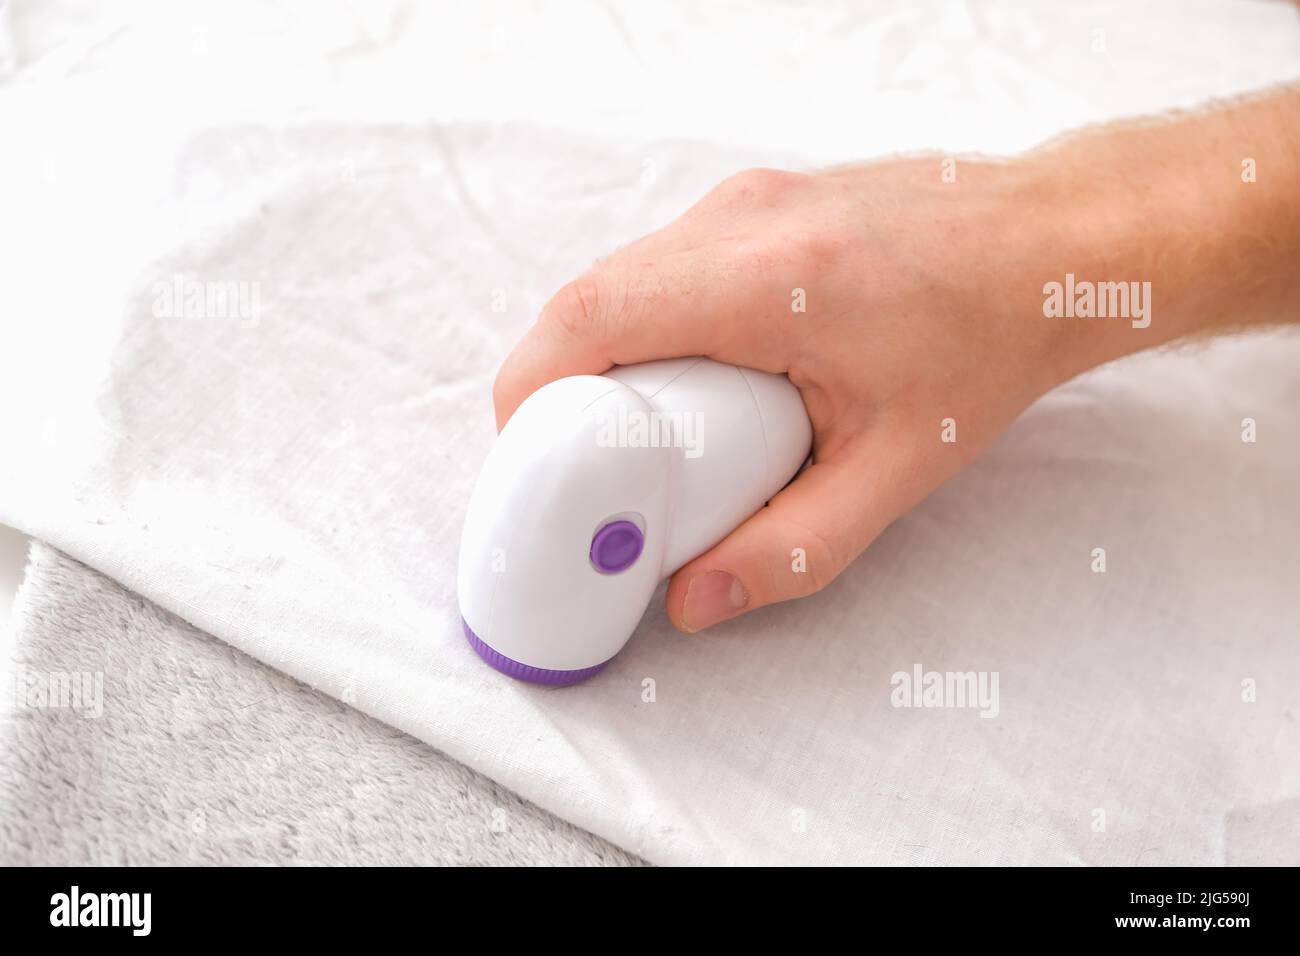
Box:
[590,520,644,574]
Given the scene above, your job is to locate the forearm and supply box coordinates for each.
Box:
[1021,85,1300,385]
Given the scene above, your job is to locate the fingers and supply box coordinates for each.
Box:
[491,274,618,431]
[492,249,796,431]
[492,168,829,430]
[666,437,913,633]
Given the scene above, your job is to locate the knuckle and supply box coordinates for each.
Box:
[717,166,809,204]
[735,166,804,193]
[544,272,610,341]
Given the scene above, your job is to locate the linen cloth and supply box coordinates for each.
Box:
[2,1,1299,865]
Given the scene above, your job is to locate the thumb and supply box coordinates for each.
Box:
[666,442,901,633]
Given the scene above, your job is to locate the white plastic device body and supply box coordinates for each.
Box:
[457,357,812,684]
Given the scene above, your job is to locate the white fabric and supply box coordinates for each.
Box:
[2,1,1299,865]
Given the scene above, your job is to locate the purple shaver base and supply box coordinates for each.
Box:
[463,618,609,686]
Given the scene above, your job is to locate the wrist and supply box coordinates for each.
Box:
[1018,89,1300,391]
[1016,153,1166,387]
[990,157,1146,396]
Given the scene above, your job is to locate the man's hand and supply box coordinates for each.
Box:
[493,87,1300,634]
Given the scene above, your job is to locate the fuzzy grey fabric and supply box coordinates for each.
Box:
[0,542,643,866]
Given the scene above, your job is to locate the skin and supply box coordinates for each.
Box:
[493,86,1300,634]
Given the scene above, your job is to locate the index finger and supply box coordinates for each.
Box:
[491,247,791,429]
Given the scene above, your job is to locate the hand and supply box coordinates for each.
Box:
[492,88,1300,633]
[493,160,1069,633]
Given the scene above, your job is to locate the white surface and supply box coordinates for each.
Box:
[1,1,1299,865]
[460,358,811,672]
